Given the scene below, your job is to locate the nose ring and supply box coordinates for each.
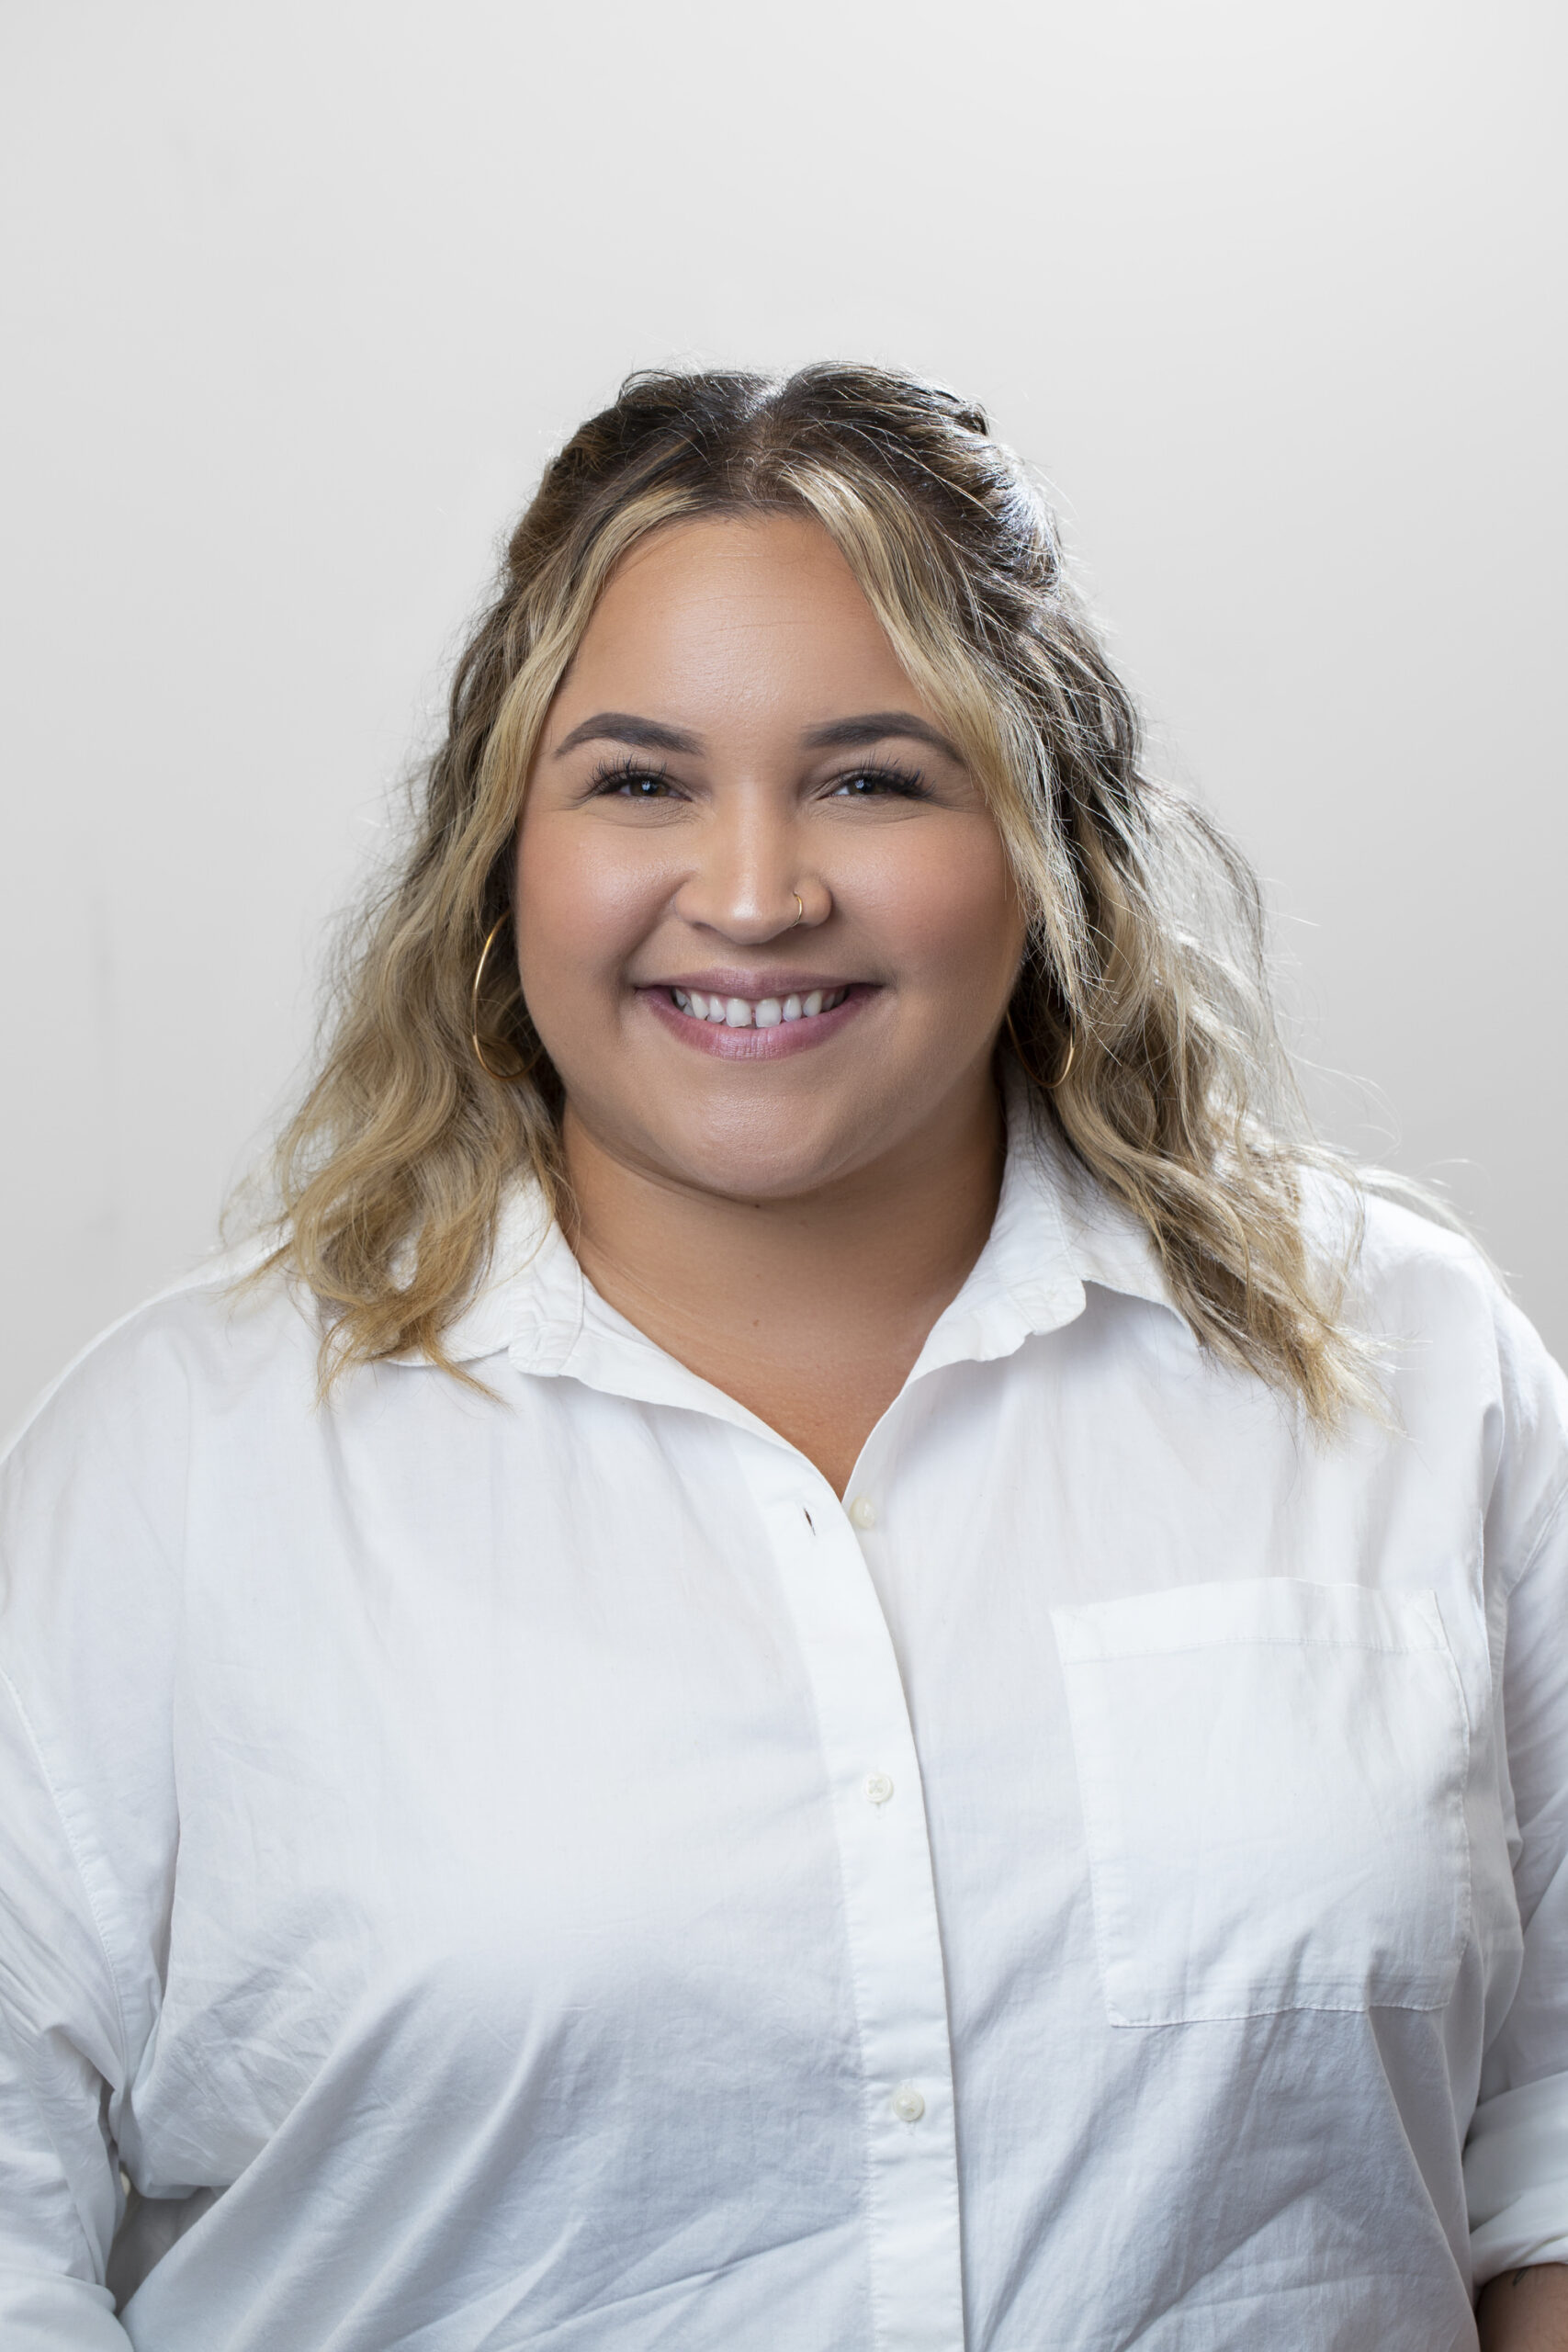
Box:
[791,891,805,927]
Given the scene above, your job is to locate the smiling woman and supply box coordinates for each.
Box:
[2,368,1566,2351]
[506,505,1033,1486]
[268,368,1381,1428]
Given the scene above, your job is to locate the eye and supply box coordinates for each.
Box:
[827,762,931,801]
[588,756,679,801]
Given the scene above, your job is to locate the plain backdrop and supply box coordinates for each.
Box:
[2,0,1563,1434]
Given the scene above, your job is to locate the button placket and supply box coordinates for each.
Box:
[759,1461,964,2350]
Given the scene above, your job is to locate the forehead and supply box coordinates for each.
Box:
[558,512,915,718]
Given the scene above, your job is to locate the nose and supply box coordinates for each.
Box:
[672,793,810,943]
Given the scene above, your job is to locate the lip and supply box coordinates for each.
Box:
[644,968,864,998]
[637,980,879,1059]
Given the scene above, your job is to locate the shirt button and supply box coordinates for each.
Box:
[864,1771,895,1805]
[848,1495,877,1531]
[891,2084,926,2124]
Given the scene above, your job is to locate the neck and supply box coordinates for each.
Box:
[558,1078,1008,1493]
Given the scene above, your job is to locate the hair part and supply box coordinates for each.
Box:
[247,363,1392,1425]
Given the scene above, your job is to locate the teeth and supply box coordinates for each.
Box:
[670,986,851,1024]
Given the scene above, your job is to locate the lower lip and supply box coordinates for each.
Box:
[639,985,877,1058]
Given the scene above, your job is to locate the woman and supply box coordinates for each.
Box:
[2,366,1564,2351]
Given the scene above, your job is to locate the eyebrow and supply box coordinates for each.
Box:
[798,712,962,761]
[553,708,962,761]
[553,712,704,757]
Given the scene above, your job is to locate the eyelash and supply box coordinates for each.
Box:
[829,760,930,800]
[588,755,676,798]
[585,757,931,801]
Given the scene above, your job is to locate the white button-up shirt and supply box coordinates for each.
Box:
[3,1110,1567,2350]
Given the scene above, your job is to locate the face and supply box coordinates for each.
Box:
[513,511,1028,1203]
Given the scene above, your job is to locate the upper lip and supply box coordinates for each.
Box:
[638,971,872,997]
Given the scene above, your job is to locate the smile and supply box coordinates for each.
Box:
[639,978,874,1058]
[670,987,849,1029]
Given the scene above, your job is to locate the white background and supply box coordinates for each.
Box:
[2,0,1562,1432]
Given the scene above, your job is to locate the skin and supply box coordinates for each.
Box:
[513,509,1027,1498]
[1479,2268,1568,2350]
[513,510,1568,2343]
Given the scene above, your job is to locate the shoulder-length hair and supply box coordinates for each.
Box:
[255,363,1381,1423]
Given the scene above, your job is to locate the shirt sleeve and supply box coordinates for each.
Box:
[0,1676,135,2348]
[1464,1285,1568,2284]
[0,1313,187,2346]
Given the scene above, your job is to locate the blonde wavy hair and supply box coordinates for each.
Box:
[255,363,1384,1423]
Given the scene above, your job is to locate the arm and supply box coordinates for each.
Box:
[1478,2265,1568,2350]
[1461,1280,1568,2322]
[0,1325,185,2346]
[0,1672,138,2348]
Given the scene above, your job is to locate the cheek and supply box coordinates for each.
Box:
[513,820,667,997]
[851,821,1024,987]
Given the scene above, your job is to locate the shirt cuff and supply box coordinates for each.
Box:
[1467,2074,1568,2284]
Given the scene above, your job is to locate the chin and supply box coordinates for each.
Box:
[661,1114,865,1203]
[677,1146,847,1204]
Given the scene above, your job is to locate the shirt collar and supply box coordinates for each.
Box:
[425,1077,1182,1394]
[902,1082,1181,1383]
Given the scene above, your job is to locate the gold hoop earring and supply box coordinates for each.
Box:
[791,891,806,927]
[1004,1003,1076,1091]
[470,913,540,1085]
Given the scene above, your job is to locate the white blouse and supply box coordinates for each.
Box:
[2,1109,1566,2352]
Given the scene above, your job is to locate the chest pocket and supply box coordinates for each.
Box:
[1051,1578,1472,2026]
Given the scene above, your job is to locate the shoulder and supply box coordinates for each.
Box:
[1,1241,322,1500]
[0,1257,299,1714]
[1297,1165,1522,1354]
[1348,1182,1560,1401]
[1319,1173,1568,1573]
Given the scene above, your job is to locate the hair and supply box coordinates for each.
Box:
[251,362,1390,1425]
